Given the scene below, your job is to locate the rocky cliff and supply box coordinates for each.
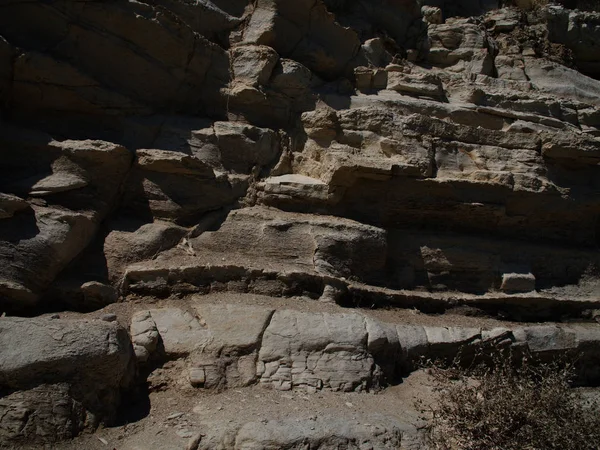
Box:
[1,0,600,448]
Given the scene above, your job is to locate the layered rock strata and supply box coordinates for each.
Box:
[1,0,600,446]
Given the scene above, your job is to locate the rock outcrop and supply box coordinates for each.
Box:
[1,0,600,446]
[129,303,600,392]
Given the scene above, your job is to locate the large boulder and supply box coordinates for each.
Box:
[0,316,134,444]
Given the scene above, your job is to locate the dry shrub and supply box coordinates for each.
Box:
[421,351,600,450]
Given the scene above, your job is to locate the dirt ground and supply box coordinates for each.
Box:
[55,369,437,450]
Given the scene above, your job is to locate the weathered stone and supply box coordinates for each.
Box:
[147,308,209,356]
[0,384,87,444]
[0,317,133,440]
[242,0,361,79]
[259,309,373,392]
[193,304,274,354]
[104,220,188,282]
[122,148,244,224]
[130,310,160,363]
[231,45,279,87]
[199,416,403,450]
[0,129,132,311]
[80,281,118,308]
[0,193,29,219]
[501,272,536,293]
[422,5,443,25]
[2,0,230,116]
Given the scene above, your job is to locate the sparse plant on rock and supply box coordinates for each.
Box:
[421,351,600,450]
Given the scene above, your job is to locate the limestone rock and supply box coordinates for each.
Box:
[131,310,160,363]
[386,71,445,97]
[128,304,600,393]
[2,0,230,116]
[148,308,209,357]
[243,0,361,79]
[0,193,29,219]
[422,6,443,25]
[80,281,118,308]
[426,18,497,75]
[258,310,372,392]
[546,7,600,79]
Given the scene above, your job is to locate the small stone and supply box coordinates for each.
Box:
[176,429,193,439]
[50,314,60,319]
[421,5,442,24]
[188,367,205,387]
[186,432,204,450]
[167,412,184,420]
[101,313,117,322]
[501,272,536,293]
[81,281,118,306]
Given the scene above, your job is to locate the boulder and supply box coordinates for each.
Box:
[0,316,134,442]
[199,416,403,449]
[258,310,373,392]
[231,45,279,87]
[501,272,536,293]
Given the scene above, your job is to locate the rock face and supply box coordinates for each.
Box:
[2,1,600,313]
[2,0,600,446]
[0,127,132,309]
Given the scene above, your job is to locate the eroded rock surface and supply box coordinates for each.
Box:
[2,0,600,446]
[129,303,600,393]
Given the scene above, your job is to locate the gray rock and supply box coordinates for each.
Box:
[122,148,244,224]
[258,309,373,392]
[199,415,403,450]
[81,281,118,308]
[130,310,160,363]
[501,272,536,293]
[0,317,134,441]
[231,45,279,87]
[0,384,87,444]
[104,220,188,283]
[0,130,132,311]
[0,193,29,220]
[100,313,118,322]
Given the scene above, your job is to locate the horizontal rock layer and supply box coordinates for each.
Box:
[2,0,600,446]
[131,303,600,392]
